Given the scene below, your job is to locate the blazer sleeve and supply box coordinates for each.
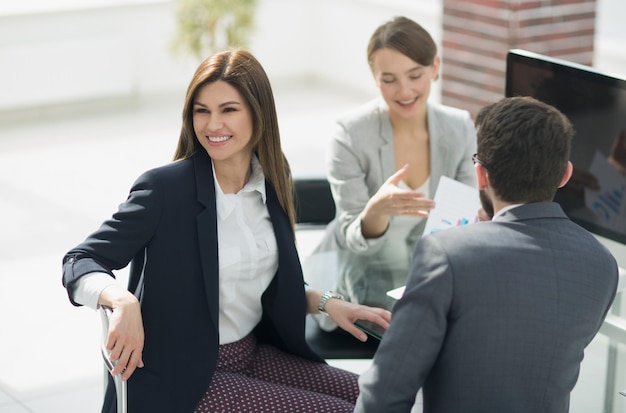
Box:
[325,101,397,255]
[327,121,375,252]
[355,235,453,413]
[62,169,163,305]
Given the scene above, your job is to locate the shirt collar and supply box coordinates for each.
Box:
[492,203,523,221]
[213,155,267,220]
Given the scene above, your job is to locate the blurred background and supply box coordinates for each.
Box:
[1,0,625,412]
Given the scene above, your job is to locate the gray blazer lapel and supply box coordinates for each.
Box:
[379,101,397,181]
[428,102,448,195]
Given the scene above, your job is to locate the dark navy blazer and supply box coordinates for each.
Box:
[62,149,321,413]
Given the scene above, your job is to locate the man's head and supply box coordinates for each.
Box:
[475,96,573,212]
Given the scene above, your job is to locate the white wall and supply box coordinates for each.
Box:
[0,0,195,115]
[594,0,626,79]
[1,0,623,115]
[0,0,442,119]
[251,0,441,99]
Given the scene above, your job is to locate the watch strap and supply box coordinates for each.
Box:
[317,291,344,315]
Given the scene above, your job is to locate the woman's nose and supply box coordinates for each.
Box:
[208,114,223,131]
[395,80,413,98]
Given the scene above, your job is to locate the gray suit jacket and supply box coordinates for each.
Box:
[307,98,476,308]
[323,97,476,254]
[355,202,618,413]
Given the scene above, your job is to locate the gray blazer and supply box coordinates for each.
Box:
[355,202,619,413]
[323,97,476,254]
[307,98,476,308]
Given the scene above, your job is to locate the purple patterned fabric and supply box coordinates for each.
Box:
[195,334,359,412]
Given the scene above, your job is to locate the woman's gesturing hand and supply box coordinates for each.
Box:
[361,164,435,238]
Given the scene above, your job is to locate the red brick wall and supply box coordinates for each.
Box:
[441,0,597,118]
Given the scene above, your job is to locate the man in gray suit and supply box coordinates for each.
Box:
[354,96,619,413]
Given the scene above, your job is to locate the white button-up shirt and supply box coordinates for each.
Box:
[214,156,277,343]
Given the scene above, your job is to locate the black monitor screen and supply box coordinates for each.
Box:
[505,49,626,246]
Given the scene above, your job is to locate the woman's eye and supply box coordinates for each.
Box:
[410,74,423,80]
[382,79,395,84]
[194,108,208,114]
[223,107,237,113]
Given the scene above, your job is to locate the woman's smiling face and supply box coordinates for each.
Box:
[370,47,439,120]
[193,80,254,164]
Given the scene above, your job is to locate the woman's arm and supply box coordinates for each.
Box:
[62,169,164,379]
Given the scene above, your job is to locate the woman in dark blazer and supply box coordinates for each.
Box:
[62,50,391,413]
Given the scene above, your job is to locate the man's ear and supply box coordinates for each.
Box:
[475,163,489,190]
[558,161,574,188]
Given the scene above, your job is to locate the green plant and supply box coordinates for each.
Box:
[171,0,257,59]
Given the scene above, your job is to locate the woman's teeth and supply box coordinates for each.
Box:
[209,135,231,142]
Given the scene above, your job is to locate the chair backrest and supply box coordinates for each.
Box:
[293,179,336,225]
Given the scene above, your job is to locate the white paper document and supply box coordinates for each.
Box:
[386,286,405,300]
[422,175,481,237]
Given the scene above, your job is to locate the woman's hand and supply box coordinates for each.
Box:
[323,299,392,342]
[99,285,145,381]
[361,165,435,238]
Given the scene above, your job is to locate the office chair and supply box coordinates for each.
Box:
[100,306,128,413]
[293,178,379,359]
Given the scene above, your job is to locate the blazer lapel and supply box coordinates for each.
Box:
[263,181,313,355]
[193,151,220,330]
[428,103,448,195]
[378,100,397,182]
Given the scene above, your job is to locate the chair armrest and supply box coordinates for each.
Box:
[99,306,128,413]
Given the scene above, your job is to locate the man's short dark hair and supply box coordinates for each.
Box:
[475,96,573,203]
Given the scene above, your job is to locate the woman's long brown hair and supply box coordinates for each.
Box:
[173,50,296,231]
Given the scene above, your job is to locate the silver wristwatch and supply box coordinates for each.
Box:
[317,291,344,315]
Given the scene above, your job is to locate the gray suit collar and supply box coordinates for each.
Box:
[496,202,569,222]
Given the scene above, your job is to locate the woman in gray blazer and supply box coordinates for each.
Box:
[309,17,476,319]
